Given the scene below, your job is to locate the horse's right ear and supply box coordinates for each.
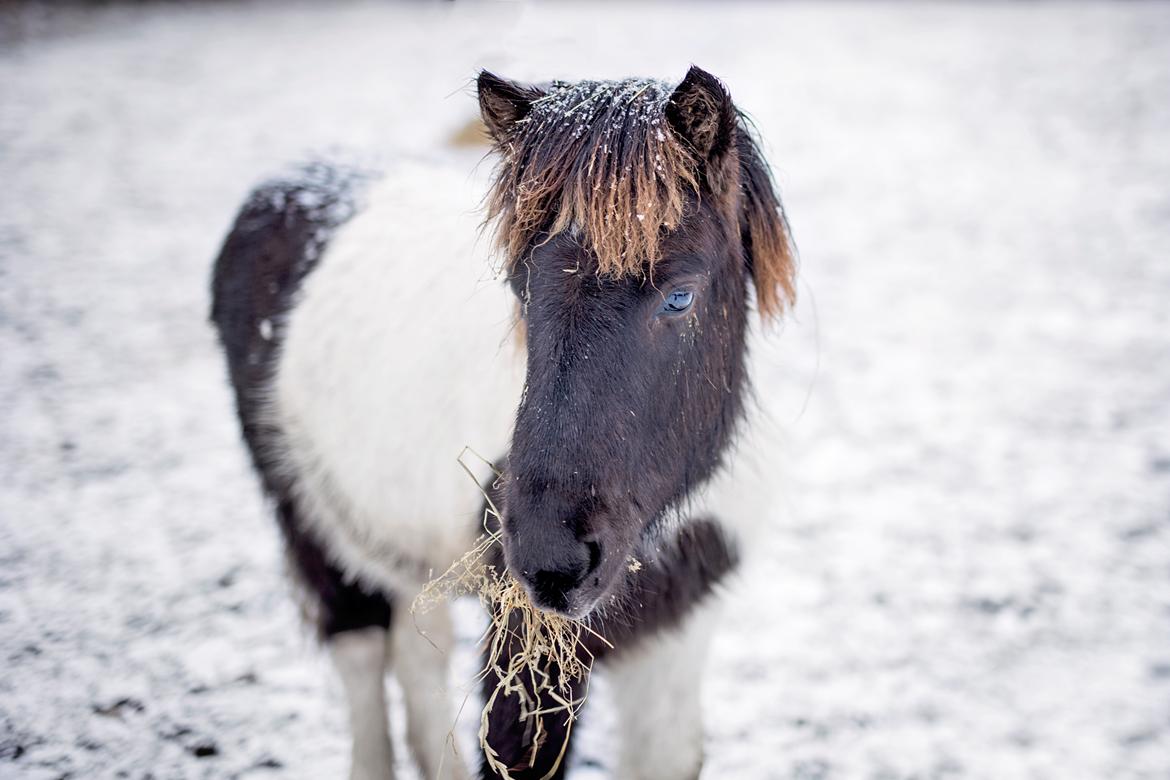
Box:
[477,71,544,140]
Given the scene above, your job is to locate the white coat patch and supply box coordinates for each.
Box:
[273,160,524,595]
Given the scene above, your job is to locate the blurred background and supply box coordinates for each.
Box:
[1,1,1168,778]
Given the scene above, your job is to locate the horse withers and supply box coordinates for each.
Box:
[211,66,794,779]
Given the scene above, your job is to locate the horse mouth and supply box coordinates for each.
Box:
[498,497,640,621]
[511,540,628,621]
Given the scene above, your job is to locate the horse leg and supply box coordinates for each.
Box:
[594,516,738,780]
[390,602,468,779]
[332,626,395,780]
[606,605,716,780]
[277,500,395,780]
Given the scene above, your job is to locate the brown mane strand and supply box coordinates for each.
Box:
[736,129,797,318]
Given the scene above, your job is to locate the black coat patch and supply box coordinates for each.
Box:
[210,158,391,638]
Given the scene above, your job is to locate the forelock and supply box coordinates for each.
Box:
[484,78,701,278]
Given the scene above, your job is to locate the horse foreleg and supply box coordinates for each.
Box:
[391,602,468,780]
[607,604,716,780]
[598,516,739,780]
[331,626,395,780]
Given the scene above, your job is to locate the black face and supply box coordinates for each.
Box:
[501,197,750,617]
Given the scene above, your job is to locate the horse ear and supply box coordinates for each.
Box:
[665,66,738,184]
[477,71,544,140]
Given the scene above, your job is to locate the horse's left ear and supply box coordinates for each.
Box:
[666,66,738,189]
[667,67,796,318]
[477,71,546,141]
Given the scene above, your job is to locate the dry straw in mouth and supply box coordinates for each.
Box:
[411,447,612,780]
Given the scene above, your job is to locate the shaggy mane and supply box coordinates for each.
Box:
[484,76,796,318]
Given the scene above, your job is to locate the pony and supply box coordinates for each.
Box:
[210,65,794,779]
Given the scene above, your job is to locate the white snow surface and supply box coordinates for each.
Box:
[2,2,1169,778]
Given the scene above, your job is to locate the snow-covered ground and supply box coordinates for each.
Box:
[2,2,1169,778]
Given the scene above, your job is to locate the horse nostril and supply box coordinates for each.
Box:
[585,540,602,577]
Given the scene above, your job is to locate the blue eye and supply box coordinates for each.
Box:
[661,289,694,314]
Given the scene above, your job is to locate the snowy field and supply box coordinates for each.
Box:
[2,1,1169,778]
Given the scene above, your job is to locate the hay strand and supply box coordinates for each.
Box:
[412,447,611,780]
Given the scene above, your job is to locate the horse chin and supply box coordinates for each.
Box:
[541,596,597,622]
[518,574,602,620]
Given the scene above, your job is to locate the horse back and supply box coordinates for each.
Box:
[210,159,376,485]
